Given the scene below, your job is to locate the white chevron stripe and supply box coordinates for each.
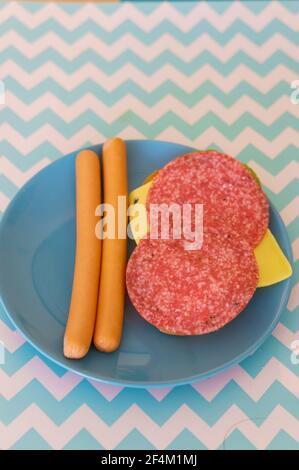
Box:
[0,357,83,401]
[5,93,299,127]
[288,282,299,312]
[0,319,25,353]
[0,349,175,402]
[0,403,298,449]
[247,161,299,194]
[88,381,123,402]
[0,2,298,32]
[280,196,299,226]
[193,357,298,402]
[1,158,51,188]
[0,356,168,403]
[1,62,297,95]
[156,127,299,162]
[2,32,299,63]
[2,125,299,161]
[147,387,173,402]
[0,192,10,212]
[272,323,299,350]
[292,237,299,262]
[0,124,107,155]
[0,355,125,402]
[0,356,168,400]
[1,353,297,406]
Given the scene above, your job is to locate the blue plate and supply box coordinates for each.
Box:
[0,140,293,387]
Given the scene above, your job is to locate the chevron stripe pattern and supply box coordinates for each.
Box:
[0,1,299,450]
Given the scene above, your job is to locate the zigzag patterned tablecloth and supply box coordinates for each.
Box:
[0,1,299,450]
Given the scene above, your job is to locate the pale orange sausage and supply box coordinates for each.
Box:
[93,138,128,352]
[64,150,102,359]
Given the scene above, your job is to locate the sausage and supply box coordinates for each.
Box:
[64,150,101,359]
[93,138,128,352]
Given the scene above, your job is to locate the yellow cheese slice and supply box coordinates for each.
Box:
[128,176,292,288]
[254,229,292,287]
[128,182,150,243]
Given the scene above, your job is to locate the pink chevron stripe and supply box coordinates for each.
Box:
[272,323,299,350]
[147,387,172,401]
[0,2,298,32]
[1,349,297,402]
[0,340,172,402]
[1,32,299,63]
[0,404,298,449]
[88,381,123,402]
[0,193,10,213]
[0,355,126,401]
[0,123,107,155]
[280,196,299,226]
[0,357,83,400]
[247,161,299,194]
[288,283,299,312]
[156,128,299,162]
[0,319,25,353]
[292,237,299,262]
[5,93,299,127]
[192,358,299,402]
[1,62,296,95]
[193,366,239,401]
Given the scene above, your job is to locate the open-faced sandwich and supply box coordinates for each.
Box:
[126,150,292,335]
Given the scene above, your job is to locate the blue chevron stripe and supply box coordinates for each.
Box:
[10,427,299,451]
[63,430,104,450]
[221,429,257,450]
[183,1,299,14]
[1,344,37,375]
[286,220,299,241]
[1,1,298,15]
[222,429,299,451]
[239,146,299,173]
[10,430,52,450]
[0,301,15,328]
[116,430,156,451]
[289,263,299,284]
[167,430,207,450]
[4,78,291,108]
[267,431,299,450]
[0,177,19,200]
[0,142,62,169]
[288,234,299,248]
[2,49,299,74]
[2,110,299,139]
[280,311,299,332]
[1,379,299,427]
[275,1,299,13]
[264,183,299,211]
[2,18,299,45]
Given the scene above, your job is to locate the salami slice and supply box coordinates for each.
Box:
[126,229,259,335]
[146,151,269,248]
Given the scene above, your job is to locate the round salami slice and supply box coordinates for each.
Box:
[126,229,259,335]
[146,151,269,248]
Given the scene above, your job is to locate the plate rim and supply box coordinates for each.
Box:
[0,140,294,388]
